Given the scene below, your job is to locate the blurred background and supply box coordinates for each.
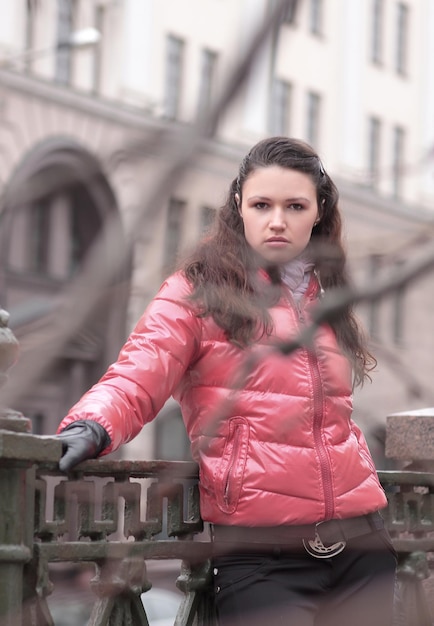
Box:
[0,0,434,470]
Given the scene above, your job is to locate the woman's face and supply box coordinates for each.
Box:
[237,165,319,265]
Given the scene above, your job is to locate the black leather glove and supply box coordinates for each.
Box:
[57,420,111,472]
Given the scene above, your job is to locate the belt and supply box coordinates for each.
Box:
[211,512,384,547]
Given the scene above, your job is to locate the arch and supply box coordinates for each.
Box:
[0,136,132,436]
[1,135,118,220]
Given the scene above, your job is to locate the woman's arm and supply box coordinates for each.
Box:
[57,274,201,464]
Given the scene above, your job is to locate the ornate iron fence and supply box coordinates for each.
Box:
[0,422,433,626]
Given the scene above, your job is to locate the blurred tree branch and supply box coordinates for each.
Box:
[213,241,434,421]
[0,0,299,409]
[280,242,434,357]
[1,0,434,428]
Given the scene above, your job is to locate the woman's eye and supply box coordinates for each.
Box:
[290,203,304,211]
[255,202,269,210]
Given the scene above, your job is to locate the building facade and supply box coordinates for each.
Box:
[0,0,433,464]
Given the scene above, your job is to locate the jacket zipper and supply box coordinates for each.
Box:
[306,349,334,520]
[223,424,242,507]
[285,286,335,520]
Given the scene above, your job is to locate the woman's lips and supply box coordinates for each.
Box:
[265,237,290,246]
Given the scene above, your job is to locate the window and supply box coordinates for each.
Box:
[155,405,191,461]
[201,206,216,233]
[25,0,37,72]
[269,79,292,136]
[164,35,185,119]
[282,0,297,24]
[367,253,406,346]
[29,199,51,273]
[306,91,321,147]
[309,0,323,35]
[367,254,382,339]
[392,126,405,199]
[368,116,381,188]
[370,0,384,64]
[164,198,186,271]
[197,49,217,120]
[8,188,100,279]
[395,3,409,75]
[92,5,105,93]
[55,0,75,84]
[68,185,102,275]
[25,190,81,280]
[31,412,45,435]
[392,259,406,345]
[70,196,84,273]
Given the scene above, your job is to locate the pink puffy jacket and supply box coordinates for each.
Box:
[58,271,387,526]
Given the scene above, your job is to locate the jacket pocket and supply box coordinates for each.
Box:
[215,417,250,514]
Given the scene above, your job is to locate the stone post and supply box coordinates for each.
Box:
[0,308,60,625]
[0,308,32,625]
[385,406,434,622]
[385,407,434,470]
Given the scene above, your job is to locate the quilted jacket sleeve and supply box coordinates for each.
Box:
[57,273,202,454]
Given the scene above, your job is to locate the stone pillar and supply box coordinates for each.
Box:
[0,308,30,625]
[0,308,30,433]
[385,407,434,621]
[385,407,434,470]
[0,307,60,625]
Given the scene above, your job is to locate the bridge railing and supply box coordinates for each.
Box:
[0,421,434,626]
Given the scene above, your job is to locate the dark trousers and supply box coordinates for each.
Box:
[212,530,397,626]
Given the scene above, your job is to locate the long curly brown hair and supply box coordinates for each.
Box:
[183,136,375,386]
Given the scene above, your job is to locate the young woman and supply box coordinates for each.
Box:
[57,137,397,625]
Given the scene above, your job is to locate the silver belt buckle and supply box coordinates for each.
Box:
[302,521,346,559]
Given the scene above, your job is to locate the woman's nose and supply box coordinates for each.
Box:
[269,208,286,229]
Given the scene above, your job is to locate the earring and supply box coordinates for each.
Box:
[314,219,320,226]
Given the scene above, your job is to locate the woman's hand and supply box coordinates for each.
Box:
[57,421,111,472]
